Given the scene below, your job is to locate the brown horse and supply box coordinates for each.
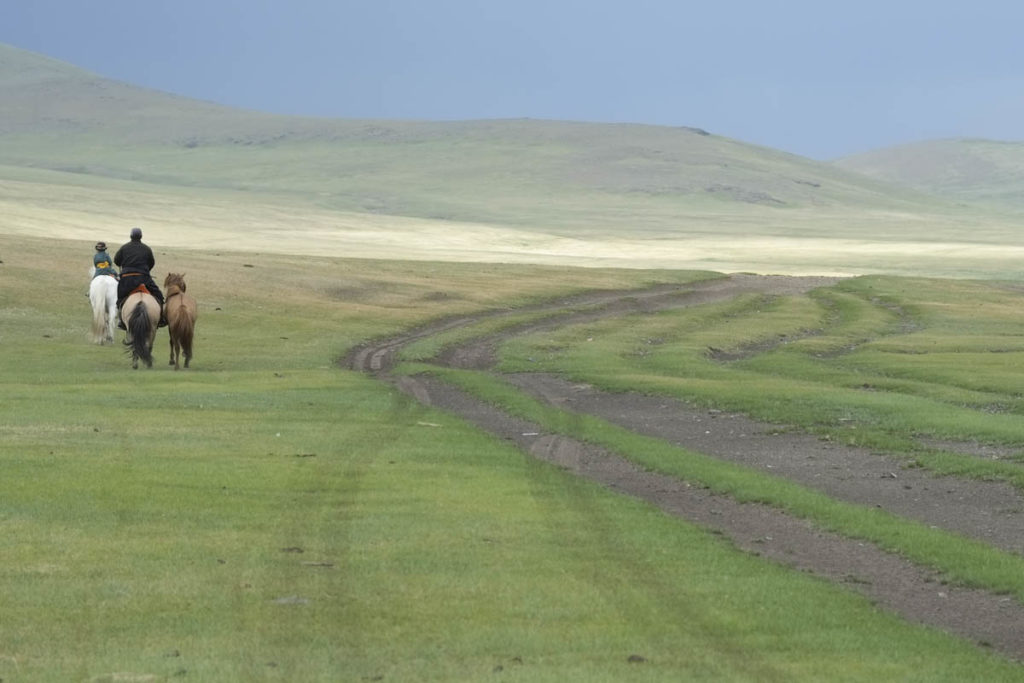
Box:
[164,273,197,370]
[121,288,161,369]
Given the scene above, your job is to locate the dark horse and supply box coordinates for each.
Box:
[163,272,197,370]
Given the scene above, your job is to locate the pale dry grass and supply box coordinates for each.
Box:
[3,168,1024,279]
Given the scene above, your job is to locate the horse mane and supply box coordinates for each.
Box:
[164,272,187,293]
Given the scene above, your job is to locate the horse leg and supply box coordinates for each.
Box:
[169,333,177,368]
[147,320,159,369]
[90,299,105,344]
[124,326,136,367]
[106,301,117,344]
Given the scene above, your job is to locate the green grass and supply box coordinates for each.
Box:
[498,276,1024,471]
[397,275,719,363]
[410,364,1024,602]
[5,237,1024,680]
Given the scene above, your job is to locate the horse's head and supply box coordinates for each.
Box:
[164,272,187,292]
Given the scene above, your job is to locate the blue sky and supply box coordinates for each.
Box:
[3,0,1023,159]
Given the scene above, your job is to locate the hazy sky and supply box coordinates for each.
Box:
[3,0,1023,159]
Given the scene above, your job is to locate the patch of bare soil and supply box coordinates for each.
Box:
[507,374,1024,556]
[349,275,1024,661]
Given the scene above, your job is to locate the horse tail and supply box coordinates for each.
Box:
[123,300,153,365]
[89,279,108,344]
[180,314,195,360]
[90,294,107,343]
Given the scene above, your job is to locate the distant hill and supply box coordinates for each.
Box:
[0,43,302,140]
[11,42,1024,280]
[0,42,962,235]
[835,138,1024,209]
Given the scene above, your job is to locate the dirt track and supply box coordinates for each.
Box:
[348,274,1024,661]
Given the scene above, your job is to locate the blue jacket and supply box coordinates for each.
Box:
[93,250,119,278]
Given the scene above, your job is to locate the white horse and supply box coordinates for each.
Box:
[89,273,119,345]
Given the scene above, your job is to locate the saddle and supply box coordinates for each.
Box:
[129,283,151,296]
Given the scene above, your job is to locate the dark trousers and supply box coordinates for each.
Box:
[117,274,165,311]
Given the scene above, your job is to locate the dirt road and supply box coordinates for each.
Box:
[348,274,1024,660]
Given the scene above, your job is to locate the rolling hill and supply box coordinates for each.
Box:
[835,138,1024,208]
[2,42,1023,277]
[0,42,956,226]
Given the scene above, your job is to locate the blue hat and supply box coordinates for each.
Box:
[130,227,142,240]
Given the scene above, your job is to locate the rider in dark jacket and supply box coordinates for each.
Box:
[114,227,166,328]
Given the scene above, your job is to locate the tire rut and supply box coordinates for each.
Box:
[348,274,1024,661]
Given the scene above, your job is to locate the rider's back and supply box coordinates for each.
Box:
[93,250,118,278]
[114,241,154,275]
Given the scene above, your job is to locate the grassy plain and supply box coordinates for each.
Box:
[5,42,1024,681]
[470,275,1024,595]
[497,276,1024,458]
[420,363,1024,601]
[6,160,1024,279]
[5,236,1024,680]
